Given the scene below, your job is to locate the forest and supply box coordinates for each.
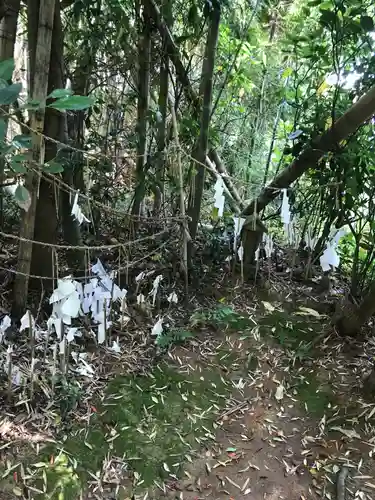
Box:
[1,0,375,498]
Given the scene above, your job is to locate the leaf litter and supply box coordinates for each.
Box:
[1,269,375,499]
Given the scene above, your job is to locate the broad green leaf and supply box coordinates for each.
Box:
[48,95,94,111]
[48,88,73,99]
[0,83,22,105]
[12,134,31,149]
[21,99,41,110]
[282,67,293,78]
[0,118,6,142]
[44,160,64,173]
[12,153,29,162]
[320,9,336,26]
[319,1,332,9]
[360,16,374,32]
[10,160,27,174]
[0,58,15,81]
[14,184,31,211]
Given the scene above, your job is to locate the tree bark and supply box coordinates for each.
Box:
[13,0,55,316]
[336,281,375,336]
[30,0,84,284]
[132,6,151,217]
[0,0,20,228]
[188,2,221,240]
[153,0,171,215]
[143,0,198,108]
[145,0,242,214]
[242,85,375,216]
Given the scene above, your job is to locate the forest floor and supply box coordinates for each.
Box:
[1,276,375,499]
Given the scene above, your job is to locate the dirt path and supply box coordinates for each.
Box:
[160,333,317,500]
[1,299,375,499]
[156,301,375,500]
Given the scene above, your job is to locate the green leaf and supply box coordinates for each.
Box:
[12,153,29,162]
[48,95,94,111]
[360,16,374,32]
[319,1,332,9]
[0,118,6,142]
[44,160,64,173]
[282,67,293,78]
[10,159,27,173]
[12,134,31,149]
[21,99,41,110]
[0,58,15,81]
[320,9,337,26]
[47,88,73,99]
[0,83,22,105]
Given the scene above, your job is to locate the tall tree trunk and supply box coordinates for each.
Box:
[153,0,171,215]
[241,84,375,216]
[13,0,55,316]
[32,0,84,281]
[145,0,242,212]
[188,2,221,240]
[336,281,375,336]
[0,0,20,228]
[132,6,151,217]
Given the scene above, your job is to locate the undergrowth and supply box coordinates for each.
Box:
[9,361,230,498]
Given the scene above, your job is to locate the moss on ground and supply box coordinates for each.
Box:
[0,302,339,498]
[5,360,230,499]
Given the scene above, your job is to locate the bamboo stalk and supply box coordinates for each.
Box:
[169,96,189,298]
[13,0,56,316]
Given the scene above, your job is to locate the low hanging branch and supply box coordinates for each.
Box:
[242,85,375,216]
[144,0,242,214]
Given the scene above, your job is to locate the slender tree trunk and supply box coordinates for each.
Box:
[0,0,20,228]
[132,7,151,217]
[13,0,55,316]
[153,0,171,215]
[188,2,221,240]
[242,84,375,216]
[145,0,242,212]
[208,149,244,210]
[262,104,281,187]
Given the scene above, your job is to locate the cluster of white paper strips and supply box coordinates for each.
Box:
[0,258,178,383]
[281,188,348,271]
[215,183,348,272]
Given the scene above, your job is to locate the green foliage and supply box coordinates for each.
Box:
[27,363,231,494]
[54,376,84,419]
[44,160,64,173]
[47,88,73,99]
[190,305,251,330]
[0,58,15,81]
[0,83,21,105]
[12,134,31,149]
[48,94,94,111]
[0,118,6,143]
[360,15,374,32]
[10,155,28,173]
[156,328,194,349]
